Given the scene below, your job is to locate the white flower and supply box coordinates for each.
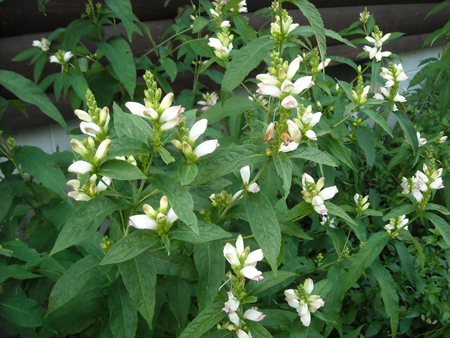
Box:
[93,139,111,163]
[243,307,265,321]
[223,291,240,313]
[317,58,331,71]
[281,95,298,109]
[438,136,448,143]
[129,202,178,231]
[208,37,232,59]
[223,235,264,281]
[417,132,427,147]
[80,122,102,137]
[189,119,208,143]
[238,166,260,193]
[193,139,220,158]
[384,215,408,232]
[197,92,218,112]
[32,38,50,51]
[221,20,231,28]
[129,214,158,230]
[74,109,93,122]
[236,330,250,338]
[285,279,324,327]
[68,160,93,175]
[301,175,338,215]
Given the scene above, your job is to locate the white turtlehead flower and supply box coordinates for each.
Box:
[279,120,301,153]
[417,132,427,147]
[208,37,233,59]
[50,51,73,64]
[301,174,338,215]
[197,92,218,112]
[129,196,178,231]
[193,139,220,158]
[438,136,448,144]
[234,166,260,196]
[281,95,298,109]
[236,330,250,338]
[317,58,331,71]
[67,174,111,201]
[385,215,409,232]
[223,235,264,281]
[221,20,231,28]
[223,291,240,313]
[32,38,50,51]
[68,160,94,175]
[285,279,325,327]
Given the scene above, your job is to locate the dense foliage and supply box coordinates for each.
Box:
[1,0,450,337]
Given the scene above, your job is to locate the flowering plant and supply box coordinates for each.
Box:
[1,1,450,337]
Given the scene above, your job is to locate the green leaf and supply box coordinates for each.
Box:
[371,260,399,337]
[63,19,99,51]
[382,204,416,222]
[324,201,357,226]
[108,279,138,338]
[14,146,67,199]
[99,36,136,98]
[339,232,389,298]
[0,70,68,131]
[150,174,198,234]
[423,212,450,248]
[438,83,450,118]
[179,163,198,185]
[152,252,198,280]
[101,231,160,265]
[393,111,418,155]
[247,271,297,296]
[279,202,314,222]
[247,321,273,338]
[289,0,326,60]
[394,242,424,292]
[98,159,147,180]
[273,152,292,198]
[51,196,126,255]
[323,137,357,171]
[119,252,157,329]
[362,108,393,138]
[425,0,450,18]
[289,317,309,338]
[201,96,260,125]
[160,57,178,82]
[222,37,276,93]
[244,192,281,273]
[166,276,191,332]
[12,48,41,62]
[68,71,89,103]
[427,203,450,215]
[170,221,231,243]
[192,16,209,33]
[106,0,137,42]
[408,60,441,88]
[178,300,227,338]
[194,145,266,185]
[325,28,355,47]
[280,222,312,240]
[0,293,45,327]
[114,102,155,144]
[108,137,150,156]
[157,146,176,164]
[0,265,41,283]
[194,240,225,312]
[356,126,376,166]
[47,253,110,315]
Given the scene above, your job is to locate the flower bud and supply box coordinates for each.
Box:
[94,139,111,163]
[99,107,110,126]
[143,204,157,218]
[70,139,89,157]
[160,196,169,213]
[264,122,275,143]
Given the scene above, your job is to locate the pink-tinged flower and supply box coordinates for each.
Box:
[236,330,250,338]
[125,102,158,120]
[286,119,301,143]
[223,235,264,281]
[129,214,158,230]
[281,95,298,109]
[68,160,93,175]
[243,307,265,321]
[32,38,50,51]
[193,139,219,158]
[223,291,240,313]
[238,166,260,193]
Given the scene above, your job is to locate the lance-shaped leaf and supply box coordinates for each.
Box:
[166,275,191,332]
[246,271,297,297]
[371,260,399,337]
[51,197,127,255]
[152,251,198,280]
[108,137,150,157]
[247,321,273,338]
[323,136,357,171]
[356,126,376,167]
[98,159,147,180]
[119,252,157,329]
[424,212,450,248]
[222,37,275,93]
[178,300,227,338]
[47,253,111,315]
[273,152,292,198]
[0,70,68,131]
[106,0,138,42]
[395,242,425,293]
[0,292,45,327]
[201,97,260,125]
[394,110,418,155]
[288,147,337,167]
[101,230,160,265]
[194,241,225,312]
[289,316,309,338]
[179,163,198,186]
[68,70,89,103]
[170,221,231,244]
[149,174,198,235]
[108,279,138,338]
[115,102,155,144]
[362,108,393,137]
[245,191,281,274]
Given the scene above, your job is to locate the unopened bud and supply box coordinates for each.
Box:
[264,122,275,144]
[160,196,169,213]
[71,139,89,157]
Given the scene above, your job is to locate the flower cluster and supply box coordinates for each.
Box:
[354,193,370,217]
[197,92,218,112]
[32,38,50,51]
[67,90,112,198]
[384,215,409,234]
[50,50,73,72]
[374,62,408,110]
[363,26,391,62]
[208,17,234,60]
[301,173,338,215]
[171,119,220,163]
[359,7,370,24]
[293,105,322,141]
[285,279,325,327]
[401,163,444,203]
[270,8,299,42]
[129,196,178,235]
[232,166,260,200]
[351,66,370,106]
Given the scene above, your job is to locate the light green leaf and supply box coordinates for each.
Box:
[106,0,137,42]
[192,16,209,33]
[247,321,273,338]
[247,271,297,296]
[158,147,176,164]
[424,212,450,248]
[339,232,389,298]
[279,202,314,222]
[222,37,276,93]
[150,174,198,235]
[393,111,418,155]
[362,108,393,137]
[0,70,68,131]
[51,196,127,255]
[273,152,292,198]
[194,240,225,312]
[115,102,155,143]
[324,201,357,226]
[14,146,67,199]
[160,57,178,82]
[179,163,198,185]
[101,230,160,265]
[245,192,281,273]
[170,221,231,243]
[0,293,45,327]
[99,36,136,98]
[47,253,110,315]
[119,252,157,329]
[108,137,150,156]
[98,159,147,180]
[108,279,138,338]
[371,260,399,337]
[178,300,227,338]
[68,71,89,103]
[356,126,376,166]
[382,204,416,222]
[201,96,260,125]
[324,137,357,171]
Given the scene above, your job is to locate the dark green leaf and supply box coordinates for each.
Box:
[245,192,281,273]
[0,293,45,327]
[170,221,231,243]
[0,70,68,131]
[324,201,357,226]
[106,0,137,42]
[194,241,225,312]
[68,71,89,103]
[247,271,297,296]
[63,19,99,51]
[152,251,198,280]
[201,96,260,125]
[166,276,191,332]
[119,252,157,329]
[222,37,275,93]
[356,126,376,166]
[362,108,393,138]
[273,152,292,198]
[382,204,416,222]
[108,137,150,156]
[178,300,227,338]
[279,202,314,222]
[108,279,138,338]
[394,242,424,292]
[160,57,178,82]
[192,16,209,33]
[323,137,357,171]
[289,317,309,338]
[247,321,273,338]
[98,159,147,180]
[150,174,198,234]
[179,163,198,185]
[101,231,160,265]
[426,203,450,216]
[393,111,418,155]
[325,29,355,47]
[424,212,450,248]
[280,222,312,240]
